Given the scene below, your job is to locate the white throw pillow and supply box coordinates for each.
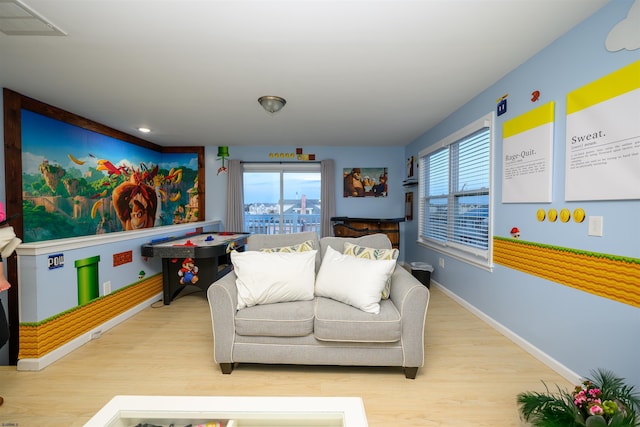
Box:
[232,250,317,309]
[314,246,396,314]
[343,242,399,300]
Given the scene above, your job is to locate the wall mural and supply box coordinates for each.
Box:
[20,109,200,243]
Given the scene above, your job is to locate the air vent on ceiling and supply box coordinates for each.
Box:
[0,0,66,36]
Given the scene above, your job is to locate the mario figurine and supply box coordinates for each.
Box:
[178,258,199,285]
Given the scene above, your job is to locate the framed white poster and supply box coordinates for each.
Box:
[565,61,640,201]
[502,102,554,203]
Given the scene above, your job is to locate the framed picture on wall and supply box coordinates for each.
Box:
[406,156,415,178]
[343,167,388,197]
[405,192,414,221]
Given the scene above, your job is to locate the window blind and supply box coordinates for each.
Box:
[418,113,492,264]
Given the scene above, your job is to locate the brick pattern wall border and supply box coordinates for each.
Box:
[19,274,162,359]
[493,237,640,309]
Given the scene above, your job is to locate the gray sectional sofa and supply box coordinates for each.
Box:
[207,231,430,379]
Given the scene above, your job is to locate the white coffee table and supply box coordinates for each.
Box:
[84,395,368,427]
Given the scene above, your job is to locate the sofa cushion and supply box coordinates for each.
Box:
[247,232,321,270]
[232,250,317,309]
[247,231,319,251]
[314,246,396,314]
[314,297,401,343]
[343,242,399,300]
[320,234,392,260]
[259,240,315,253]
[235,300,315,337]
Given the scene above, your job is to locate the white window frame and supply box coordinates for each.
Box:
[417,112,494,270]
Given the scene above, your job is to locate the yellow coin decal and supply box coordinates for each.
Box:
[574,208,585,223]
[560,208,571,223]
[536,209,546,222]
[548,208,558,222]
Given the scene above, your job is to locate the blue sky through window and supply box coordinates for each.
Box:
[244,172,321,204]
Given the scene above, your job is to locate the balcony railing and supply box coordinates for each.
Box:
[243,213,321,236]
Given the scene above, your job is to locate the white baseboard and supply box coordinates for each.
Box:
[17,293,162,371]
[431,281,582,385]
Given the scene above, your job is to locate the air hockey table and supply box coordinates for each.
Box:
[141,231,249,304]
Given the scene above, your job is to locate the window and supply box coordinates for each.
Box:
[418,112,493,269]
[243,163,322,236]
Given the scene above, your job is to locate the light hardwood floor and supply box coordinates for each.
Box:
[0,286,572,426]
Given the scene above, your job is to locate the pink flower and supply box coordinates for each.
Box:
[589,404,604,416]
[574,391,587,406]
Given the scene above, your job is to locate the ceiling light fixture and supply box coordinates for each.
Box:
[258,96,286,114]
[138,127,151,133]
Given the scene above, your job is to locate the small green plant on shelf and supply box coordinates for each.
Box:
[517,369,640,427]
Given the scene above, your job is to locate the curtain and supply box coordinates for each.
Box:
[320,159,336,237]
[225,159,244,232]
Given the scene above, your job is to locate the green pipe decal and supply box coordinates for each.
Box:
[75,255,101,305]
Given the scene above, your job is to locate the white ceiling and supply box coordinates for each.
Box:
[0,0,609,148]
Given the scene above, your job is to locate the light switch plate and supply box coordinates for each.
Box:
[588,216,603,237]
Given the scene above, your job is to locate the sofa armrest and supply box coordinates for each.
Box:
[207,271,239,365]
[389,267,430,368]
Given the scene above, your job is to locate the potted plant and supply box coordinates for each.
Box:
[517,369,640,426]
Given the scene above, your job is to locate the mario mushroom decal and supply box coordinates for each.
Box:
[510,227,521,239]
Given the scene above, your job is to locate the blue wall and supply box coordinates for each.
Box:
[403,0,640,388]
[204,144,407,240]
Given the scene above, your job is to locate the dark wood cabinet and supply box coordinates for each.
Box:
[331,217,404,249]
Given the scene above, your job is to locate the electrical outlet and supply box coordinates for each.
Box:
[103,280,111,295]
[588,216,603,237]
[439,258,445,269]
